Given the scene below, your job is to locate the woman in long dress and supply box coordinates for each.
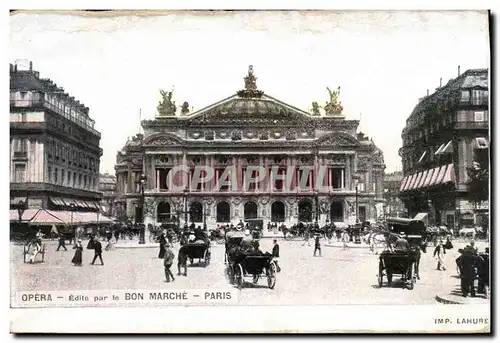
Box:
[71,239,83,266]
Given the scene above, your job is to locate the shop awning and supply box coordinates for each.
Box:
[62,198,77,206]
[399,176,409,192]
[50,197,65,206]
[400,164,455,192]
[474,137,489,150]
[416,170,429,189]
[417,151,427,164]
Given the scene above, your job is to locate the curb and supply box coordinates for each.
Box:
[435,293,489,305]
[325,244,371,249]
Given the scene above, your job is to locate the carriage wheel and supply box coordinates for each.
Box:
[236,264,244,289]
[267,263,277,289]
[284,233,292,241]
[408,263,415,290]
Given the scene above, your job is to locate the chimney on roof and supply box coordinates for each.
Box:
[427,89,429,96]
[458,65,461,76]
[440,78,442,87]
[29,61,33,71]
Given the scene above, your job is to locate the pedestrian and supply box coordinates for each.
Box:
[91,236,104,265]
[114,230,120,243]
[177,244,188,276]
[272,239,281,272]
[71,239,83,266]
[456,249,478,297]
[313,235,322,257]
[302,229,311,247]
[28,238,41,264]
[158,231,167,259]
[163,243,175,282]
[477,247,489,298]
[342,230,349,249]
[56,234,67,251]
[433,240,446,270]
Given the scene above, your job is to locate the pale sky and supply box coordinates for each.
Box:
[9,10,489,174]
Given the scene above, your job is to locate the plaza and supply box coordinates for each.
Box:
[10,237,488,306]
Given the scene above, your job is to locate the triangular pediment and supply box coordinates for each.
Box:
[180,93,318,126]
[317,133,360,148]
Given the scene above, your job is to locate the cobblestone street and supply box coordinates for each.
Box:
[11,237,488,306]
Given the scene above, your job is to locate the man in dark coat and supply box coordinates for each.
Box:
[313,235,322,257]
[456,249,478,297]
[91,237,104,265]
[56,234,67,251]
[158,232,167,259]
[114,230,120,243]
[477,248,489,296]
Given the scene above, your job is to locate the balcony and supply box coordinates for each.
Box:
[10,99,101,137]
[454,121,489,130]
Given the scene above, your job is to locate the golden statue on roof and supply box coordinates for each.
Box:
[157,89,177,116]
[244,65,258,90]
[324,86,343,116]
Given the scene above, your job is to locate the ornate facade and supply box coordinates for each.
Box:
[398,68,489,231]
[114,66,385,227]
[10,60,102,212]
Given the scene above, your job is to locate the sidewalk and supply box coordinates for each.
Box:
[325,241,371,249]
[436,288,490,305]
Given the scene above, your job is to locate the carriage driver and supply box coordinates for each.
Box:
[394,233,410,252]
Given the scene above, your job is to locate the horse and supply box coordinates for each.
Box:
[459,227,479,240]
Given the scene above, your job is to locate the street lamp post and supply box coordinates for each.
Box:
[183,188,189,229]
[138,173,147,244]
[313,189,319,224]
[69,203,75,243]
[203,200,207,231]
[355,184,359,224]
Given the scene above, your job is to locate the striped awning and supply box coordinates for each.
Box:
[474,137,489,149]
[399,176,409,192]
[50,197,65,206]
[400,164,455,192]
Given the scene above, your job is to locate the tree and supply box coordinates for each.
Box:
[467,160,489,209]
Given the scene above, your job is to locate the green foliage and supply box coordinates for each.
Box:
[467,160,489,206]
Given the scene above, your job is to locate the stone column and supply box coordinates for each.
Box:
[341,168,345,189]
[182,151,188,190]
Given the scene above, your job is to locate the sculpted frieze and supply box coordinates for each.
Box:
[205,131,215,140]
[146,137,180,147]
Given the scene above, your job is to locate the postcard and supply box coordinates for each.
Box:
[9,9,491,333]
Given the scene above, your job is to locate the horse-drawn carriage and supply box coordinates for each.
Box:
[246,218,264,239]
[224,232,277,289]
[377,217,427,290]
[183,241,211,267]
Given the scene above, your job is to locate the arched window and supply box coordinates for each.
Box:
[330,201,344,222]
[298,200,313,222]
[189,201,203,223]
[216,201,231,223]
[157,202,171,223]
[271,201,285,223]
[244,201,258,220]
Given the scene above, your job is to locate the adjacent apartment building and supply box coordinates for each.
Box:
[398,68,489,231]
[10,60,103,212]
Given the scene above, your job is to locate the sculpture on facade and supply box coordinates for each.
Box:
[180,101,190,115]
[324,86,344,115]
[311,101,321,116]
[157,89,177,116]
